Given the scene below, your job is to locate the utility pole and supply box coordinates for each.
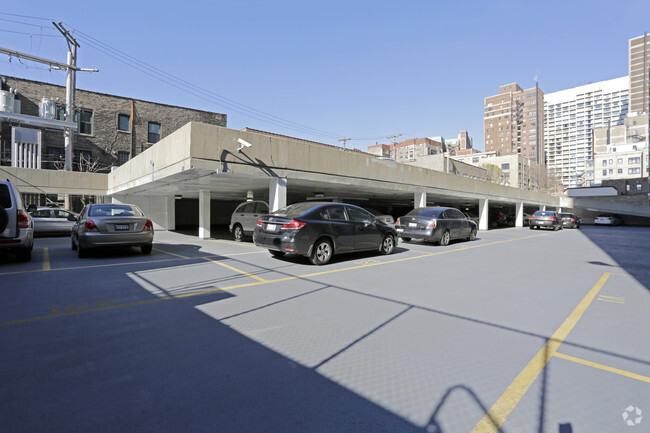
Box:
[53,22,80,172]
[338,137,351,149]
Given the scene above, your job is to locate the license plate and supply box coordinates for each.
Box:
[408,223,417,227]
[266,224,277,231]
[115,224,129,231]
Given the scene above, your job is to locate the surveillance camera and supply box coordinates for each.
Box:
[237,138,252,150]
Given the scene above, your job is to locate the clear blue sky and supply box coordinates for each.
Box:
[2,1,650,151]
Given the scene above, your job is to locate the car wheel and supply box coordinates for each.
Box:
[468,227,477,241]
[0,207,8,232]
[141,243,153,254]
[529,225,534,230]
[233,224,244,242]
[15,247,32,262]
[269,250,285,258]
[310,238,333,265]
[400,237,411,242]
[379,234,395,255]
[439,230,450,246]
[71,236,77,250]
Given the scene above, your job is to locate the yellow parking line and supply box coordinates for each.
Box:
[152,248,189,259]
[42,248,50,271]
[0,232,549,327]
[554,352,650,384]
[203,257,269,283]
[471,272,611,433]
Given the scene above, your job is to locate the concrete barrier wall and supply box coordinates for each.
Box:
[1,166,107,195]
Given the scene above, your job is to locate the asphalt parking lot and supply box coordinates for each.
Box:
[1,226,649,432]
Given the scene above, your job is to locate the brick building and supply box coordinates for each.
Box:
[0,75,227,171]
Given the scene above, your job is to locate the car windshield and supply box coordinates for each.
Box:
[406,208,442,218]
[89,204,141,217]
[273,202,320,217]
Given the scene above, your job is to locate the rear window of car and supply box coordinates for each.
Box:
[273,203,320,217]
[558,213,573,218]
[533,211,555,217]
[89,205,141,217]
[0,184,11,209]
[406,208,443,218]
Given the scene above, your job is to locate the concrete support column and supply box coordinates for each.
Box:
[541,204,546,211]
[478,198,489,231]
[414,191,427,208]
[166,196,176,231]
[269,178,287,212]
[515,202,524,227]
[199,190,211,239]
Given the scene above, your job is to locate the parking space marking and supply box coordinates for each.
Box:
[471,272,611,433]
[0,232,550,328]
[553,352,650,384]
[597,294,625,304]
[152,247,189,259]
[42,248,50,271]
[209,239,260,248]
[203,257,269,283]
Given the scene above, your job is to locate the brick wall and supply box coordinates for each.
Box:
[1,76,226,171]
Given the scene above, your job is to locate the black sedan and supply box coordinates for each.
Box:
[395,206,477,245]
[558,212,580,229]
[529,210,562,230]
[253,202,397,265]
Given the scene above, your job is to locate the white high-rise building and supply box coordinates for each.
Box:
[544,77,629,188]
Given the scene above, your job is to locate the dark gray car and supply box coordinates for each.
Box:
[529,210,562,230]
[395,206,478,245]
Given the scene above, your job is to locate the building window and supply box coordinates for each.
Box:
[501,163,510,170]
[117,151,130,165]
[118,114,131,131]
[76,109,93,135]
[628,157,641,164]
[637,184,642,191]
[628,168,641,175]
[602,170,607,176]
[618,169,623,174]
[617,158,623,164]
[148,122,161,143]
[56,105,93,135]
[602,160,607,166]
[627,184,631,191]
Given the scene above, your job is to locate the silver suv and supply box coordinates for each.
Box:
[0,180,34,261]
[229,200,269,241]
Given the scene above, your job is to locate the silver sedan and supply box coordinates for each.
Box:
[30,207,78,235]
[71,203,154,257]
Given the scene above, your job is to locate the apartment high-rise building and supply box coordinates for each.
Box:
[629,34,650,115]
[393,137,444,163]
[544,77,629,188]
[484,83,544,163]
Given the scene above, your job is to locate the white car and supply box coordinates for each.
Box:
[0,180,34,261]
[594,214,623,226]
[30,207,78,235]
[229,200,269,241]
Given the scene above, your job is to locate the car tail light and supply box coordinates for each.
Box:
[85,220,98,232]
[281,219,306,231]
[427,219,437,229]
[571,218,575,222]
[256,218,263,227]
[396,217,400,225]
[143,220,153,231]
[17,209,30,229]
[529,215,533,219]
[550,217,556,221]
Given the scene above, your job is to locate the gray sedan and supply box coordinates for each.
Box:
[71,203,154,257]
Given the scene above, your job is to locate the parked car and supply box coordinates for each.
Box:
[365,208,395,227]
[463,211,480,225]
[594,214,623,226]
[253,202,397,265]
[230,200,269,241]
[0,180,34,261]
[395,206,477,245]
[71,203,154,257]
[529,210,562,230]
[30,207,78,235]
[506,212,531,226]
[558,212,580,229]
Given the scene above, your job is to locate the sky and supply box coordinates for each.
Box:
[2,1,650,151]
